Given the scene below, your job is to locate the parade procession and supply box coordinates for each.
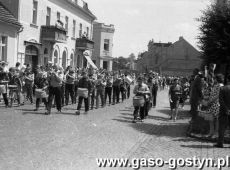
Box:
[0,0,230,170]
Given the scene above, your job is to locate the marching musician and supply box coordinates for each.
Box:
[24,68,34,104]
[46,65,63,114]
[65,68,75,106]
[120,74,127,102]
[95,74,106,109]
[89,74,96,110]
[34,67,48,111]
[8,67,23,106]
[0,64,9,107]
[133,76,150,122]
[75,71,92,115]
[125,74,131,99]
[105,74,113,106]
[112,73,121,104]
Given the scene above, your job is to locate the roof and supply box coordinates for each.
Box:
[153,43,172,47]
[0,2,21,28]
[66,0,97,20]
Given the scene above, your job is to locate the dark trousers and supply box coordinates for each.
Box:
[65,84,74,105]
[47,86,62,112]
[120,87,126,102]
[152,88,158,106]
[61,84,65,106]
[96,89,105,108]
[217,113,230,145]
[190,101,199,121]
[1,93,8,106]
[36,98,47,109]
[25,84,33,103]
[113,86,120,103]
[144,100,150,117]
[105,87,112,104]
[74,86,78,104]
[133,106,145,120]
[77,96,89,112]
[127,85,130,99]
[90,89,95,109]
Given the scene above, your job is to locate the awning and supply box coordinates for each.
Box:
[84,55,98,70]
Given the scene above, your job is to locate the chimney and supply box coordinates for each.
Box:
[179,36,183,41]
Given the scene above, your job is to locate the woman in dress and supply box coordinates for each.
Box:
[205,75,222,138]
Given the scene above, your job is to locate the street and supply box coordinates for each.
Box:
[0,88,229,170]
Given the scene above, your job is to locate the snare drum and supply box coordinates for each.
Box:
[0,85,6,93]
[125,76,133,84]
[35,89,47,98]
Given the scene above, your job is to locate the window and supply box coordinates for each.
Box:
[0,36,7,61]
[44,48,48,66]
[70,54,74,66]
[57,12,60,21]
[79,23,82,37]
[86,27,89,38]
[46,7,51,26]
[65,16,69,32]
[104,39,110,51]
[32,0,38,24]
[72,20,76,38]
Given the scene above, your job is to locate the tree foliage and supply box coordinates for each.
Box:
[112,56,129,70]
[198,2,230,68]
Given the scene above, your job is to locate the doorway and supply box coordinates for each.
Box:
[103,61,108,70]
[25,45,38,71]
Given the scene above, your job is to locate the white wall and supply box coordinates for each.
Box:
[0,23,18,67]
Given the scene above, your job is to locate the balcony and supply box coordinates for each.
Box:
[41,25,67,43]
[76,37,94,50]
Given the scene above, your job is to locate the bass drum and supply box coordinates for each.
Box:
[133,96,145,107]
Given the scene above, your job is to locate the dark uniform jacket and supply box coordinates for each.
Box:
[219,84,230,115]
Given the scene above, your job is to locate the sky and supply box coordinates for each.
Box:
[86,0,212,58]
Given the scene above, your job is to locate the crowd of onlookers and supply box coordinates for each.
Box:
[189,64,230,148]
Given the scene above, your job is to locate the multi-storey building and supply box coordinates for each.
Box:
[136,37,202,76]
[92,22,115,71]
[0,2,22,65]
[1,0,96,70]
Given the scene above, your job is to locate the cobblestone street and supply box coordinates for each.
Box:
[0,89,229,170]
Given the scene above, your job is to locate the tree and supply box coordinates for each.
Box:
[112,56,129,71]
[198,1,230,75]
[128,53,136,61]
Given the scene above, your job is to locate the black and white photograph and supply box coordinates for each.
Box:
[0,0,230,169]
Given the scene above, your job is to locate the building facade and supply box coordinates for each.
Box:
[92,22,115,71]
[1,0,96,70]
[0,2,22,65]
[136,37,202,76]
